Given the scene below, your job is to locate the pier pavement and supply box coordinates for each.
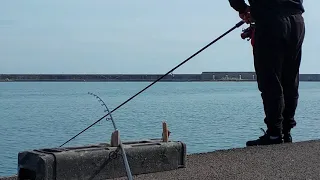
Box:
[118,139,320,180]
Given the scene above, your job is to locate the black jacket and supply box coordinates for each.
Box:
[228,0,304,20]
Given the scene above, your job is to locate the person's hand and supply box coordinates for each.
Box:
[239,6,251,24]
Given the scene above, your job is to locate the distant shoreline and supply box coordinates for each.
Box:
[1,72,320,82]
[0,80,258,82]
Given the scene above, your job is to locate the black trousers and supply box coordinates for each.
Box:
[253,14,305,136]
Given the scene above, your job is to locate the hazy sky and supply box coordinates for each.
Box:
[0,1,319,74]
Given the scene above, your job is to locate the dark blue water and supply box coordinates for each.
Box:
[1,81,320,176]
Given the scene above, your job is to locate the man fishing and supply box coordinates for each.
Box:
[228,0,305,146]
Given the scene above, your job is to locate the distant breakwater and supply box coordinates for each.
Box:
[1,72,320,82]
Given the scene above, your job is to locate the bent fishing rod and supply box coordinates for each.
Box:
[59,20,245,147]
[88,92,133,180]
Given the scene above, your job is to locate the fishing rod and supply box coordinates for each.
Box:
[59,20,245,147]
[87,92,133,180]
[88,92,117,129]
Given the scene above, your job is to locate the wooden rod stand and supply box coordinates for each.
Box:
[162,121,169,142]
[111,130,120,147]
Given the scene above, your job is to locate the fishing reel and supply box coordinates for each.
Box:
[241,23,255,41]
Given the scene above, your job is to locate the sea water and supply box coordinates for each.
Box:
[1,81,320,176]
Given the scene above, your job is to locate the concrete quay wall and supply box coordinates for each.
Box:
[0,74,201,82]
[1,72,320,82]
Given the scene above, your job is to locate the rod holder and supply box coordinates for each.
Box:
[111,130,120,147]
[162,121,169,142]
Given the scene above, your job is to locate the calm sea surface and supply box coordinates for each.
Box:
[1,81,320,176]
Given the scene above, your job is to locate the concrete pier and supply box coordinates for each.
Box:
[1,72,320,82]
[1,139,320,180]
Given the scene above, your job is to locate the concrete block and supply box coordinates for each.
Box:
[17,139,186,180]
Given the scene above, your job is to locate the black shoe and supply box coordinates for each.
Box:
[283,132,292,143]
[246,128,284,146]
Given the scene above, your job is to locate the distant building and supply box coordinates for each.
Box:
[201,72,257,81]
[201,72,320,81]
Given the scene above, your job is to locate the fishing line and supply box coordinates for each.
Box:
[59,20,245,147]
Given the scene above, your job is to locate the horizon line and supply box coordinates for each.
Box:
[1,72,320,75]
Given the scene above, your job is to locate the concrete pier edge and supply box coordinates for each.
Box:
[15,140,186,180]
[2,139,320,180]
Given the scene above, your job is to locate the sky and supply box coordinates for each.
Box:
[0,0,319,74]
